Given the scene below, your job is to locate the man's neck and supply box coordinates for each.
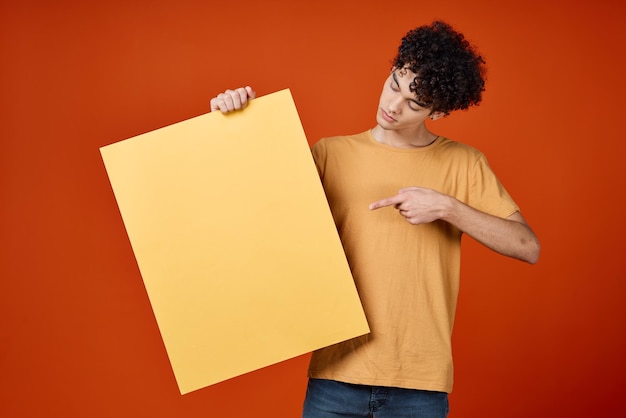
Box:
[371,125,438,149]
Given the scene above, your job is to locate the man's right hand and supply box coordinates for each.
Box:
[210,86,256,113]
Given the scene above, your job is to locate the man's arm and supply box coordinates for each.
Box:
[369,186,540,264]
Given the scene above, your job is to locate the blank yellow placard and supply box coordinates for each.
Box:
[100,89,369,394]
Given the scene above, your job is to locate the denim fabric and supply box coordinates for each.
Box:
[302,378,449,418]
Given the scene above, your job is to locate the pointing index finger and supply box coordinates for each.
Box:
[369,194,404,210]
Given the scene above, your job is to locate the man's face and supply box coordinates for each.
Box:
[376,68,440,130]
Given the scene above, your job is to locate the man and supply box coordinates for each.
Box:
[210,20,539,418]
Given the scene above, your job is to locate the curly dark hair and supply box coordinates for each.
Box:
[393,21,486,115]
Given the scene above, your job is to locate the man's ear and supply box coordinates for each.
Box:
[429,111,445,121]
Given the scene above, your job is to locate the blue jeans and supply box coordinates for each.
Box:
[302,378,449,418]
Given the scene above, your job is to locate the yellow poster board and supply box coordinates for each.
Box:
[100,89,369,394]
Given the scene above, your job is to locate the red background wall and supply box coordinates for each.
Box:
[2,0,625,416]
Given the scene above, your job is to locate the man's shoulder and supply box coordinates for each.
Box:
[437,137,484,158]
[313,131,370,149]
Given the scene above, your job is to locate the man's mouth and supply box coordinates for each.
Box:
[381,109,396,122]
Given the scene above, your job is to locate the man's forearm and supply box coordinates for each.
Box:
[442,198,540,264]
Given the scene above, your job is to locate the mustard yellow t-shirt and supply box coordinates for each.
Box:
[307,130,518,393]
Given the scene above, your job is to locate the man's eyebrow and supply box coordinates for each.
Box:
[413,98,430,108]
[393,71,429,108]
[392,71,400,86]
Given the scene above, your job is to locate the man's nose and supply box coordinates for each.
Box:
[388,97,402,113]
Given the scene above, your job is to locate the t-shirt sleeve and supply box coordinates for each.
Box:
[310,139,327,180]
[468,153,519,219]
